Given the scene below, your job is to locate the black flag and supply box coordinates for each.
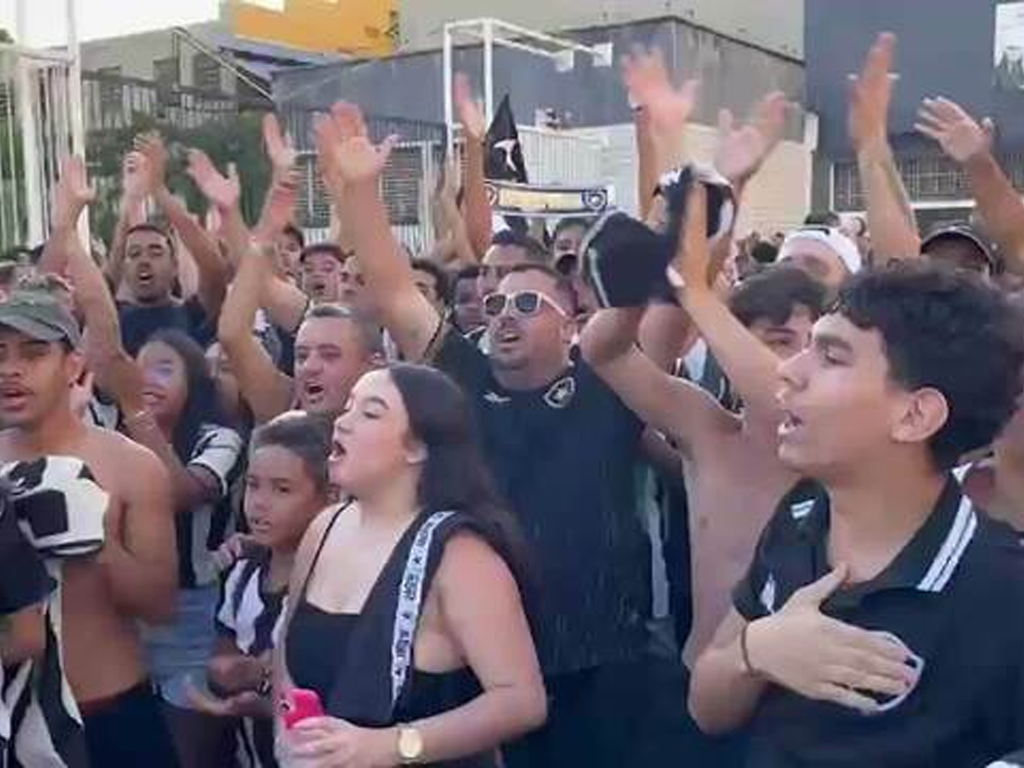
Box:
[484,95,528,184]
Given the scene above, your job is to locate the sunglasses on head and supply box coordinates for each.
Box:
[482,290,567,319]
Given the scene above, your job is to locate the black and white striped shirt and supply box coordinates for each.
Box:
[215,554,287,768]
[179,425,245,589]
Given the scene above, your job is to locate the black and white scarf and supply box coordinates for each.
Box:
[2,456,109,768]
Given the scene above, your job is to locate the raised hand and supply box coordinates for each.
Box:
[186,149,241,212]
[745,565,919,713]
[121,150,150,203]
[263,113,297,180]
[916,97,994,164]
[621,46,700,136]
[714,92,789,185]
[454,73,488,141]
[314,101,398,186]
[671,182,713,292]
[134,132,170,193]
[52,155,96,230]
[848,32,898,153]
[255,170,299,240]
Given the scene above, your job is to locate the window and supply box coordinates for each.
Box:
[153,56,180,107]
[97,66,123,121]
[192,53,222,93]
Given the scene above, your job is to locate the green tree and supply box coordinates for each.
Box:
[0,29,13,44]
[87,110,271,245]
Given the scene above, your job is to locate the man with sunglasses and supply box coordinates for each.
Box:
[320,103,662,767]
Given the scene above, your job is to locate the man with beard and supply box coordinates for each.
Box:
[315,101,674,768]
[112,135,229,356]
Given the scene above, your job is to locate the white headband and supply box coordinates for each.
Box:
[778,228,863,275]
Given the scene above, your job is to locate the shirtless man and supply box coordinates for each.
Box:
[2,167,178,764]
[582,187,823,664]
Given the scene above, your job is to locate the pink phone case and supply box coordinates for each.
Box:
[281,688,324,729]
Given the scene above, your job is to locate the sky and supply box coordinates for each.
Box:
[0,0,242,47]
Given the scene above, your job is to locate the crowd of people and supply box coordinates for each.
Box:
[4,29,1024,767]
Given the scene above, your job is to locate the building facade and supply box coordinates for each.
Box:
[806,0,1024,231]
[274,13,812,243]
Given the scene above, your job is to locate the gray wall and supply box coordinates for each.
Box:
[397,0,804,59]
[274,18,805,138]
[807,0,1024,157]
[81,21,229,89]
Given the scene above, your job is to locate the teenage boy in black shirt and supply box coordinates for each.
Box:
[690,264,1024,767]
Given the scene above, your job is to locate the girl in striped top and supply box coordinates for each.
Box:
[190,413,332,768]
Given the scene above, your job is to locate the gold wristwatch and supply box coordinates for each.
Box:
[397,725,424,764]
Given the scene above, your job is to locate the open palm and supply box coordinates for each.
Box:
[454,73,488,141]
[916,97,993,164]
[186,149,240,211]
[715,92,788,183]
[315,102,397,185]
[53,155,96,229]
[263,113,297,178]
[848,33,897,151]
[622,47,700,135]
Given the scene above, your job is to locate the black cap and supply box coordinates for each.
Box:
[921,224,997,271]
[0,290,81,347]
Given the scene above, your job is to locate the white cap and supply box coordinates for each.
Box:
[778,227,863,275]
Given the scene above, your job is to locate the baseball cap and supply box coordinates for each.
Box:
[920,224,996,272]
[778,227,863,274]
[0,289,81,347]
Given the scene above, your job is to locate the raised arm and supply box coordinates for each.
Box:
[713,91,789,197]
[186,151,295,424]
[316,103,442,361]
[673,185,783,425]
[621,47,700,197]
[916,97,1024,271]
[581,305,727,456]
[850,33,921,262]
[138,133,229,317]
[455,74,492,259]
[104,152,150,290]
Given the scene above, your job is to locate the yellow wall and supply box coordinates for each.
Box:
[228,0,397,56]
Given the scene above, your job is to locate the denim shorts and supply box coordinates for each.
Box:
[142,584,220,710]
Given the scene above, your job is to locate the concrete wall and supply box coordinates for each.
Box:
[81,21,229,89]
[396,0,803,59]
[806,0,1024,157]
[274,18,805,134]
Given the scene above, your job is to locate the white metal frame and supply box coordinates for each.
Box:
[442,18,613,158]
[1,0,87,248]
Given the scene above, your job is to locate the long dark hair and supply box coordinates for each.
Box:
[387,364,535,609]
[144,329,228,461]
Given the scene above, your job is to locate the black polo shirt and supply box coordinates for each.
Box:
[435,330,650,676]
[733,477,1024,767]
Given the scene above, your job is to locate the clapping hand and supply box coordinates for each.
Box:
[134,132,170,194]
[454,73,488,142]
[621,46,700,136]
[52,155,96,231]
[916,97,994,164]
[186,149,241,212]
[314,102,398,187]
[714,92,789,185]
[848,33,898,153]
[264,113,298,181]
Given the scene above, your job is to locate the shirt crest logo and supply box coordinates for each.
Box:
[543,377,576,409]
[759,575,777,614]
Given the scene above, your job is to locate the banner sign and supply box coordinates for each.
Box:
[484,180,612,219]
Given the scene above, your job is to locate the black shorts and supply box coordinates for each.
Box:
[82,680,179,768]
